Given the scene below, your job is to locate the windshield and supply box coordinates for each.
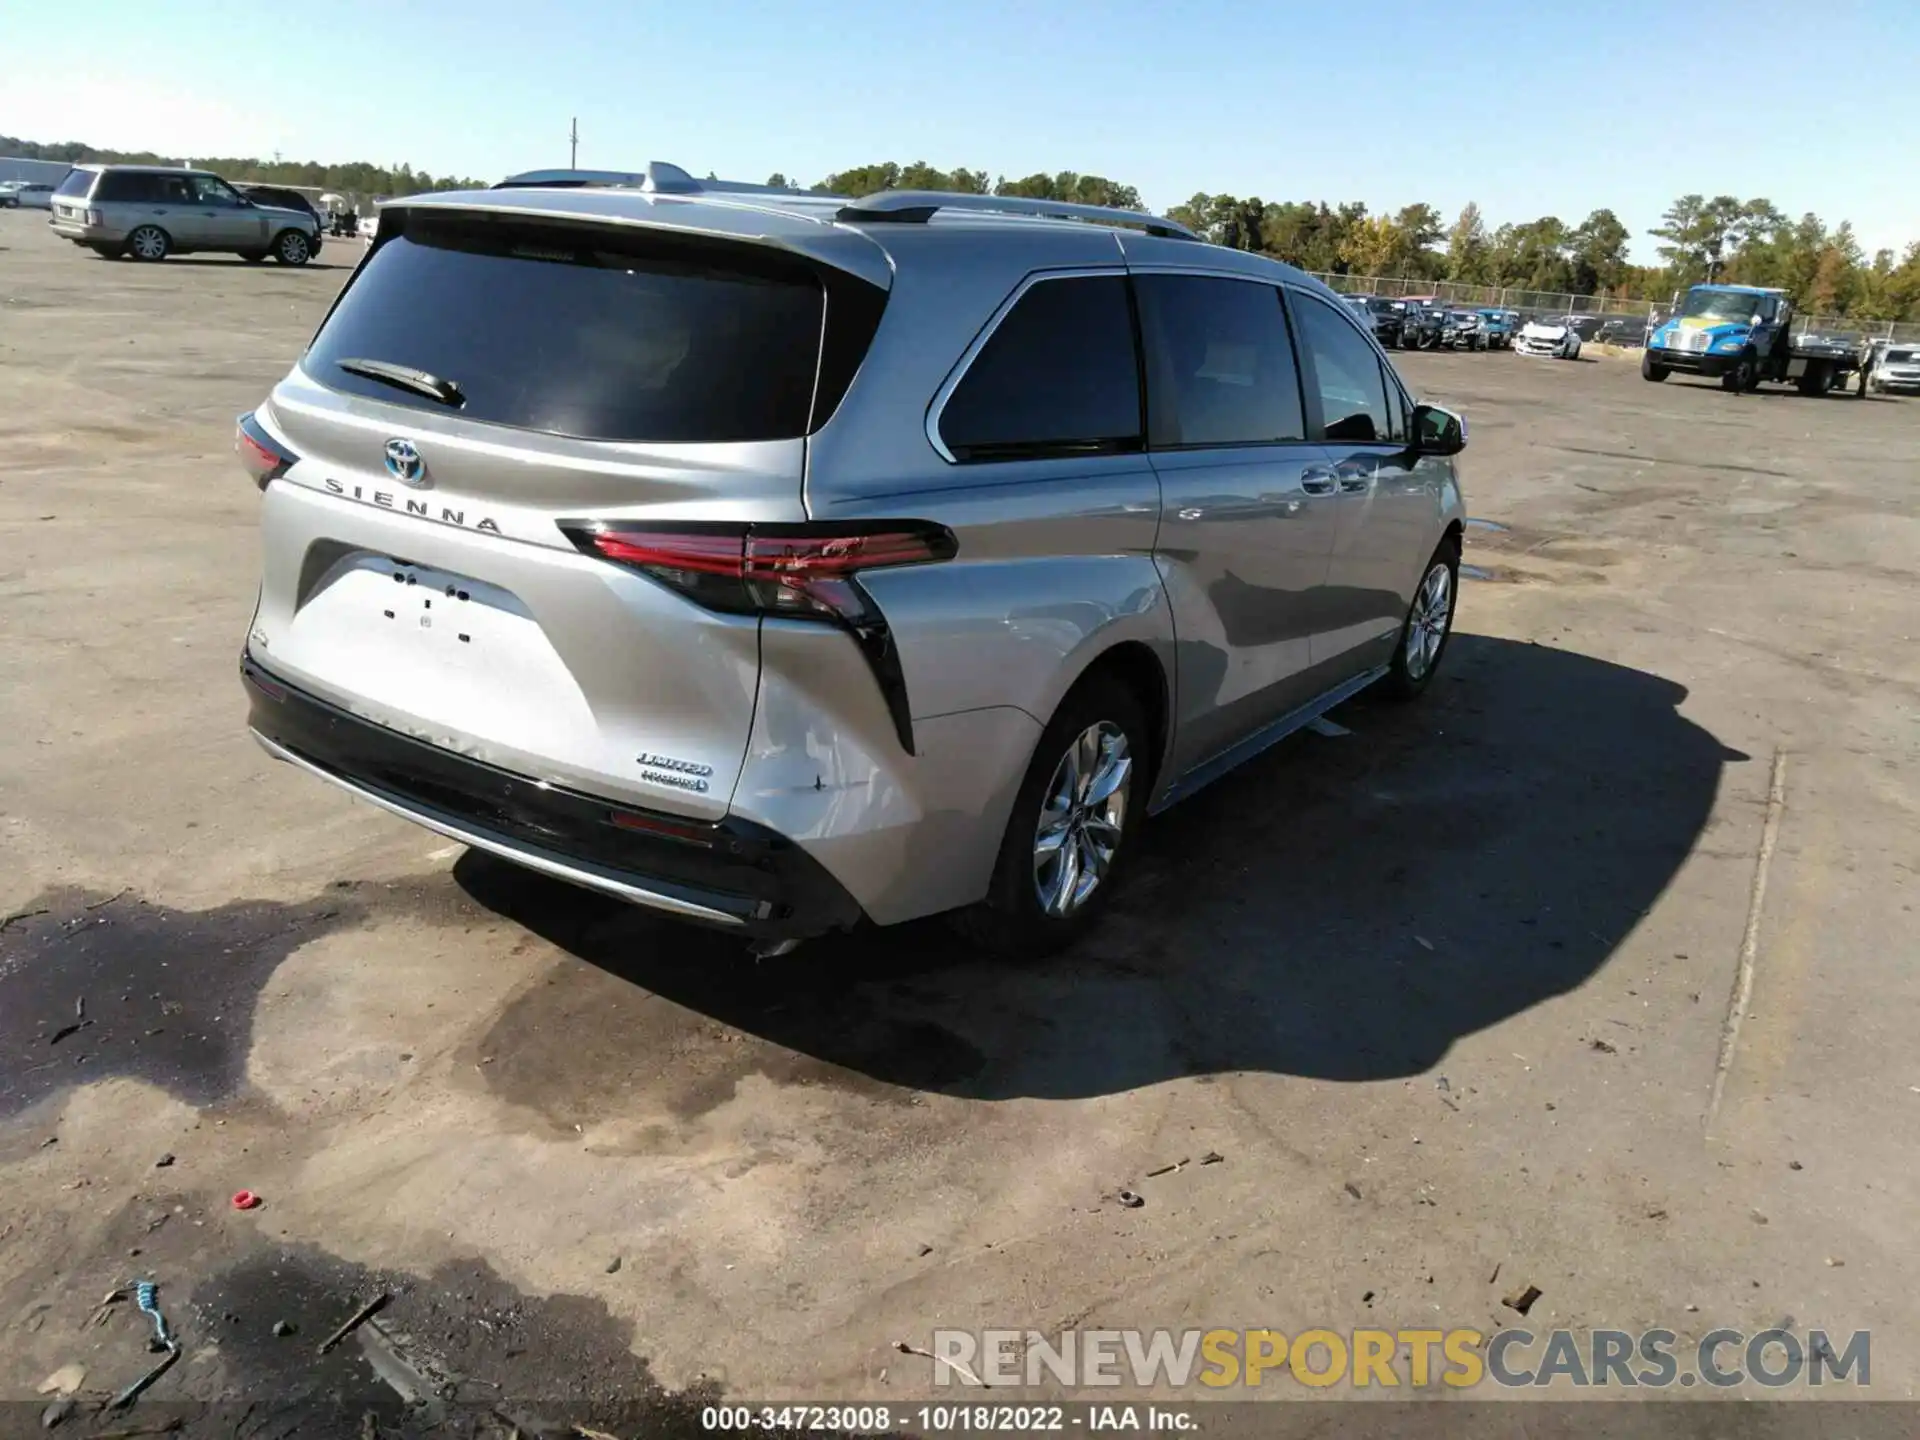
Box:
[1681,289,1768,323]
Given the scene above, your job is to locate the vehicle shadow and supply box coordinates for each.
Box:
[138,257,357,272]
[456,635,1746,1099]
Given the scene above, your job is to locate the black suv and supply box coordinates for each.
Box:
[236,184,323,227]
[1398,301,1445,350]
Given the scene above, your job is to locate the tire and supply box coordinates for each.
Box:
[126,225,170,262]
[272,229,312,266]
[1379,536,1460,702]
[239,249,268,264]
[1722,351,1758,393]
[1640,352,1668,382]
[951,673,1150,960]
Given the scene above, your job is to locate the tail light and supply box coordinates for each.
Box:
[561,520,957,754]
[235,412,298,489]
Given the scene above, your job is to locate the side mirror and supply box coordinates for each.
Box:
[1750,313,1763,327]
[1412,403,1466,457]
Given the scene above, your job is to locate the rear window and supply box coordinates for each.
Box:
[55,170,94,199]
[305,211,868,443]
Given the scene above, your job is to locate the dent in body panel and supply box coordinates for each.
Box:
[830,459,1168,722]
[735,633,1042,922]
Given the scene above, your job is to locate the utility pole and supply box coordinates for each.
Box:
[569,118,578,169]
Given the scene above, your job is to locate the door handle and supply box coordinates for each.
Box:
[1337,461,1377,494]
[1300,466,1337,496]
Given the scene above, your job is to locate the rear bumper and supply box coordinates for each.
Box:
[242,651,865,941]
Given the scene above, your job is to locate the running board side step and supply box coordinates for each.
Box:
[1149,664,1389,815]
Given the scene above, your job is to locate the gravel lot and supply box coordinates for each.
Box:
[3,209,1917,1431]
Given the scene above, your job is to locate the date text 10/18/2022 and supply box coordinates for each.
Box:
[700,1405,1196,1432]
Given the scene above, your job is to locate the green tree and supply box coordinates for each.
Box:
[1445,202,1489,284]
[1568,208,1630,293]
[1649,194,1779,282]
[1393,202,1444,252]
[818,162,902,197]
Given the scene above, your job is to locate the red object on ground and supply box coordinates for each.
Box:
[231,1190,261,1210]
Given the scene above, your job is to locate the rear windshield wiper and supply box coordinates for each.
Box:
[336,357,465,408]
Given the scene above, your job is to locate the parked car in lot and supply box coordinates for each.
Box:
[1442,309,1486,350]
[1515,316,1584,359]
[237,183,325,229]
[3,180,58,209]
[237,165,1469,959]
[1341,293,1408,348]
[1476,309,1518,349]
[1594,314,1649,347]
[1398,300,1445,350]
[1865,342,1920,395]
[48,164,322,264]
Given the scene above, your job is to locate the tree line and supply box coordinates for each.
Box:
[1,135,483,200]
[12,136,1917,319]
[799,162,1920,321]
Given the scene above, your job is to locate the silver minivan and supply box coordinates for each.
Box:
[238,164,1466,957]
[50,164,321,264]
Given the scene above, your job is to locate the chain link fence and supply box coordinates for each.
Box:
[1304,271,1920,348]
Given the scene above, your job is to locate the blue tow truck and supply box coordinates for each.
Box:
[1642,283,1866,395]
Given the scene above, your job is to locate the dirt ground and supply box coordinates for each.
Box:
[2,209,1918,1433]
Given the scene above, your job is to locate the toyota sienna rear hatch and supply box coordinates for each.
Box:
[243,195,889,822]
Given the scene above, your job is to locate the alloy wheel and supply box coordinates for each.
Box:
[129,227,167,261]
[1406,562,1454,680]
[1032,721,1133,918]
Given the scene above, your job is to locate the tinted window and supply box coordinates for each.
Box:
[938,276,1141,462]
[55,170,94,199]
[1291,291,1393,443]
[95,172,159,203]
[1135,274,1304,448]
[189,174,242,205]
[307,211,840,443]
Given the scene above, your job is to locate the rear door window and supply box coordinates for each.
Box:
[1134,273,1304,448]
[307,211,852,443]
[1290,291,1393,443]
[937,275,1142,462]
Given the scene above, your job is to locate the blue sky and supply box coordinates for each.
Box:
[5,0,1916,260]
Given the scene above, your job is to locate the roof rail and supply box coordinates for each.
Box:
[834,190,1198,241]
[491,161,826,199]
